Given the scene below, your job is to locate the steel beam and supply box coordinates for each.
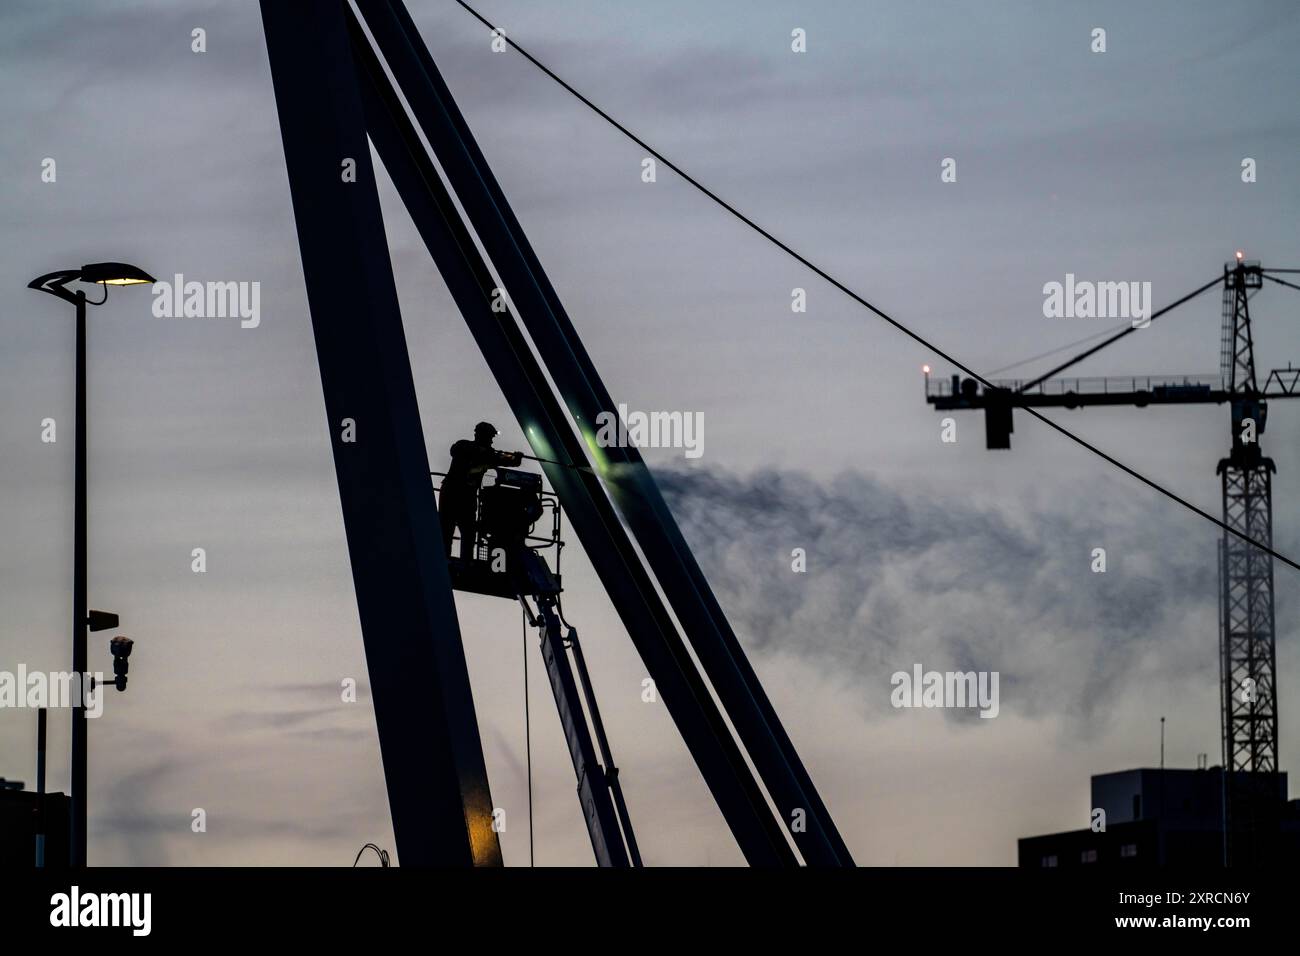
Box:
[358,0,852,866]
[346,16,797,864]
[259,0,500,867]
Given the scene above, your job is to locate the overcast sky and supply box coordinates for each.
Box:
[2,0,1298,866]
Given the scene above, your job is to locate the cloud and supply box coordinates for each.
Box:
[657,466,1218,733]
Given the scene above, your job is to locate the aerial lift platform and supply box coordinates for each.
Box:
[433,466,640,866]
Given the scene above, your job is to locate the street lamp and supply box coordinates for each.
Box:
[28,261,155,868]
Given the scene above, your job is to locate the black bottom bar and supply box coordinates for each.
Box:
[7,867,1285,941]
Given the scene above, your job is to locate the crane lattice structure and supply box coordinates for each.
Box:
[928,256,1300,865]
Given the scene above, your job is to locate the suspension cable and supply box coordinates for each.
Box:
[1263,273,1300,294]
[449,0,1300,573]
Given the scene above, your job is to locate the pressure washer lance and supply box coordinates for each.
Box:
[517,453,594,473]
[427,453,593,480]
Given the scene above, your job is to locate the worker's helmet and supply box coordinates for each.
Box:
[474,421,498,440]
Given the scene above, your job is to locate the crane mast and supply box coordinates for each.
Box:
[1217,261,1279,866]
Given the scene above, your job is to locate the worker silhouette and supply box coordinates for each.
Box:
[440,421,522,560]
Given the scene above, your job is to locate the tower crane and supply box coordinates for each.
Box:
[927,255,1300,865]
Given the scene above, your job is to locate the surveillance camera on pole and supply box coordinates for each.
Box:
[109,636,134,692]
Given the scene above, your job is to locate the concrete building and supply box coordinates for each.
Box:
[1019,768,1300,867]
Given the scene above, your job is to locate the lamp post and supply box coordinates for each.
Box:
[28,262,155,867]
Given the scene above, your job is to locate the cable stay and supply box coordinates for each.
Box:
[450,0,1300,576]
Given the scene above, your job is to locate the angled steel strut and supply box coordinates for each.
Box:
[261,0,851,866]
[260,0,500,866]
[355,0,852,868]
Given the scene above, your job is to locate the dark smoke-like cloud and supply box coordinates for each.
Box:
[658,467,1218,732]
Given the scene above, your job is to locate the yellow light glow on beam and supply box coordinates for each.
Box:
[99,277,151,285]
[463,786,503,866]
[579,425,609,476]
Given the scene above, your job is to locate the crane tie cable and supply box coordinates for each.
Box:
[1263,273,1300,294]
[988,323,1133,377]
[450,0,1300,574]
